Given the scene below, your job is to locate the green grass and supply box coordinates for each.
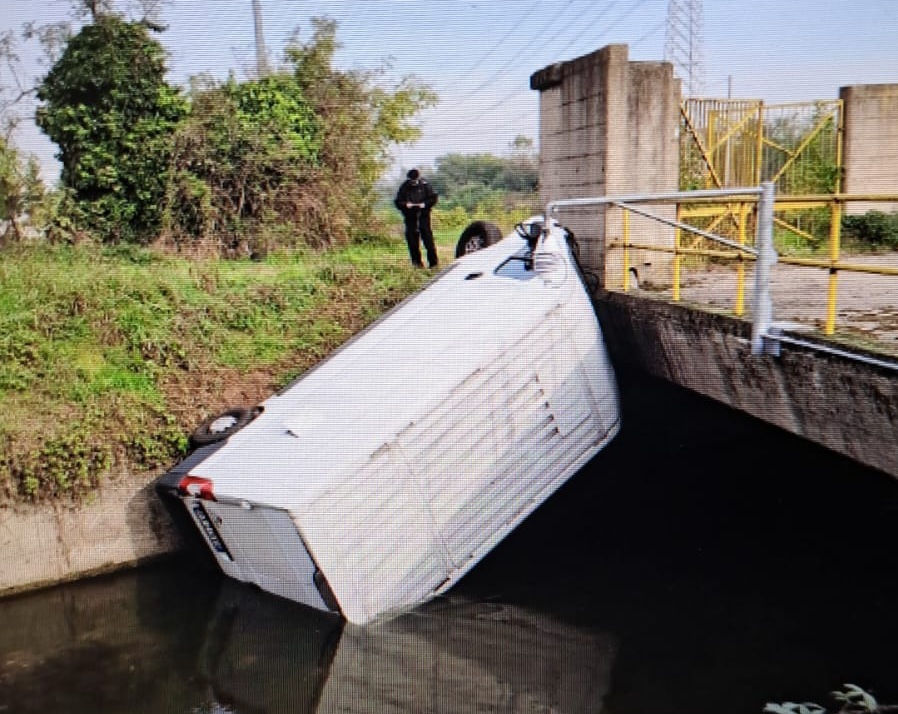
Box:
[0,230,453,502]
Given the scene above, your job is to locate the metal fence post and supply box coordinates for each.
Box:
[751,181,777,355]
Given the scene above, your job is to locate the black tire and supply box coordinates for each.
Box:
[455,221,503,258]
[191,407,255,446]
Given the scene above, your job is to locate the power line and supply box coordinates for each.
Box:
[439,0,581,105]
[425,0,652,129]
[551,0,648,62]
[429,1,618,123]
[437,0,544,93]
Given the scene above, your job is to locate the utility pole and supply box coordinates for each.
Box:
[252,0,270,77]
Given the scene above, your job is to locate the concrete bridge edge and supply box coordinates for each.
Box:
[594,291,898,480]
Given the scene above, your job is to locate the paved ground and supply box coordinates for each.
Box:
[641,252,898,358]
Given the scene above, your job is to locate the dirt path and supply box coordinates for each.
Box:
[648,253,898,356]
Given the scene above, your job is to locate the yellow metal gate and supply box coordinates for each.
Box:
[679,98,843,252]
[602,97,897,348]
[680,98,843,193]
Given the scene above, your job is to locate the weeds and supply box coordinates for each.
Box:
[0,232,434,503]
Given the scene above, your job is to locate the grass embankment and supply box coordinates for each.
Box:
[0,228,461,503]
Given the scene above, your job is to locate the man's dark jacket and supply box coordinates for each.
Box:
[394,178,438,212]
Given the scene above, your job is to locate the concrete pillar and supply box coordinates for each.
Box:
[840,84,898,215]
[531,45,680,289]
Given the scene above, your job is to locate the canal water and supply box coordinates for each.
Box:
[2,373,897,714]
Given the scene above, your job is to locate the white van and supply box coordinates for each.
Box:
[156,218,620,625]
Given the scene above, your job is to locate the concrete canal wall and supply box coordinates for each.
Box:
[596,291,898,480]
[0,474,177,597]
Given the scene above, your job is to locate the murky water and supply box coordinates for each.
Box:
[2,374,897,714]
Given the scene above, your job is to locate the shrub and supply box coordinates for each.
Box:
[35,15,186,243]
[841,210,898,251]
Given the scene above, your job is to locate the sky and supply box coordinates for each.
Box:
[2,0,898,185]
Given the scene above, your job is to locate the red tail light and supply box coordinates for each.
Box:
[178,476,216,501]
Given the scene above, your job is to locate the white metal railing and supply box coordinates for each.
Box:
[545,183,898,372]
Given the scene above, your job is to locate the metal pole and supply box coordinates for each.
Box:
[751,181,776,354]
[735,203,747,316]
[252,0,269,77]
[622,210,631,291]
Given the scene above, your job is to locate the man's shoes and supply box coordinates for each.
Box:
[428,262,438,269]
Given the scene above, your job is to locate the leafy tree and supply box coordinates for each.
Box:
[286,18,437,240]
[35,13,186,243]
[164,17,436,254]
[503,134,539,193]
[0,133,45,243]
[842,210,898,251]
[0,30,44,243]
[163,73,322,254]
[431,152,506,198]
[427,138,538,212]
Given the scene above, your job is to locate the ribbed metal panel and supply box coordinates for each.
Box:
[296,304,613,622]
[301,445,448,623]
[395,306,604,570]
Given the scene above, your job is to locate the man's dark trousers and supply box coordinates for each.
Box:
[403,208,438,267]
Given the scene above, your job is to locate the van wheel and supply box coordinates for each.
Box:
[455,221,502,258]
[191,407,255,446]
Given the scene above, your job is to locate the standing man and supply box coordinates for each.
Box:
[394,169,439,268]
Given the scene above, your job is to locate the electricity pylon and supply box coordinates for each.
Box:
[664,0,704,98]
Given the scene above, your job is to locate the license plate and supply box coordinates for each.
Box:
[192,502,232,560]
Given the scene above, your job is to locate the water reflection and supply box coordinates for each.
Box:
[0,560,221,713]
[0,565,615,714]
[2,374,898,714]
[320,599,614,713]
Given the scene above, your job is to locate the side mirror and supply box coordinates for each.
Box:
[524,222,543,252]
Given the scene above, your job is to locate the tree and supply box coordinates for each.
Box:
[503,134,539,193]
[0,133,44,243]
[0,32,45,243]
[35,13,186,242]
[163,17,436,253]
[286,18,437,239]
[428,139,539,212]
[163,73,322,253]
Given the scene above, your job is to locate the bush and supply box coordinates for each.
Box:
[36,15,187,243]
[161,18,436,255]
[162,74,322,255]
[841,210,898,250]
[0,135,45,243]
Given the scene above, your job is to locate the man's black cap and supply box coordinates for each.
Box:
[407,169,420,180]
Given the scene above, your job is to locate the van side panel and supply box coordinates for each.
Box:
[296,303,618,623]
[292,444,452,624]
[400,305,615,571]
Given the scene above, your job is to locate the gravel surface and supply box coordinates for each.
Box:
[641,252,898,357]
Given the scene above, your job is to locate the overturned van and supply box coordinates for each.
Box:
[155,218,620,625]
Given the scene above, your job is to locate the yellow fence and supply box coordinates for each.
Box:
[610,100,894,351]
[680,98,843,194]
[611,193,898,343]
